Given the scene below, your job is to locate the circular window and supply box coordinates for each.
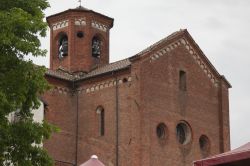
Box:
[156,123,167,139]
[77,31,84,38]
[199,135,210,154]
[176,122,192,145]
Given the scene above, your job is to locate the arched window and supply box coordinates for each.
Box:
[156,123,167,139]
[96,106,104,136]
[199,135,210,157]
[58,33,68,59]
[92,36,101,58]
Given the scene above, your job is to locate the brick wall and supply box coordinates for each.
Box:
[43,77,77,165]
[139,44,225,166]
[43,10,230,165]
[43,42,230,166]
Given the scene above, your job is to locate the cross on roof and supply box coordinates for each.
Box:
[78,0,82,7]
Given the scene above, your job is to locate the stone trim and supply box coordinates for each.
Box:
[75,18,86,26]
[150,38,218,87]
[49,86,70,95]
[78,76,132,94]
[91,21,108,32]
[52,20,69,31]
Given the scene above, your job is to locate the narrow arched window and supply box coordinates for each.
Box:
[156,123,167,139]
[100,109,104,136]
[92,36,101,58]
[96,107,104,136]
[179,70,186,91]
[199,135,210,157]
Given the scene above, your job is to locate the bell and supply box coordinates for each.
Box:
[62,40,68,55]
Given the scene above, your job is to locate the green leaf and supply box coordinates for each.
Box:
[0,1,57,166]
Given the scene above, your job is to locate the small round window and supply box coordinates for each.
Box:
[199,135,210,155]
[176,121,192,145]
[156,123,167,139]
[77,31,84,38]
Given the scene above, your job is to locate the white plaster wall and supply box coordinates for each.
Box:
[32,100,44,123]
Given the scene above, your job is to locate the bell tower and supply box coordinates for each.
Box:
[46,6,114,72]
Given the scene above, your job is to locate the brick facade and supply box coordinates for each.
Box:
[43,7,231,166]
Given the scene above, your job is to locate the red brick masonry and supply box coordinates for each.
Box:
[43,7,231,166]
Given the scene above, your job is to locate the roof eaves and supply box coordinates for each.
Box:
[46,8,114,26]
[183,30,220,76]
[75,64,131,82]
[220,75,232,88]
[45,70,75,81]
[183,30,232,87]
[75,59,131,81]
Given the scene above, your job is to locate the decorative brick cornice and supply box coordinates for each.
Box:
[150,38,219,87]
[47,75,132,95]
[91,21,108,32]
[49,86,71,95]
[75,18,86,26]
[78,76,132,94]
[52,20,69,31]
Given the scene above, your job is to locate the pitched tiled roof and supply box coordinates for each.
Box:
[79,59,131,80]
[46,68,76,81]
[46,7,114,27]
[45,59,131,81]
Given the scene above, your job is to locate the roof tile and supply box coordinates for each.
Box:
[45,59,131,81]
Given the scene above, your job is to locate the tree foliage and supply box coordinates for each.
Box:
[0,0,57,165]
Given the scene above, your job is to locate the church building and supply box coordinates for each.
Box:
[42,5,231,166]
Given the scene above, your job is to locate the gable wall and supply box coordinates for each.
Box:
[139,40,225,166]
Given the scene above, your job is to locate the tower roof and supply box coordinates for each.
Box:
[46,7,114,28]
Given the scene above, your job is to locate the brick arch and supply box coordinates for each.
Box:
[199,134,211,157]
[53,31,68,41]
[96,105,104,112]
[96,106,105,136]
[52,31,68,59]
[91,33,106,59]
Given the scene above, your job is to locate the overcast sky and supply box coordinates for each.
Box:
[31,0,250,149]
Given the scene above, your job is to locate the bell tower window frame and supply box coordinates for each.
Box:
[92,35,102,58]
[58,33,68,59]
